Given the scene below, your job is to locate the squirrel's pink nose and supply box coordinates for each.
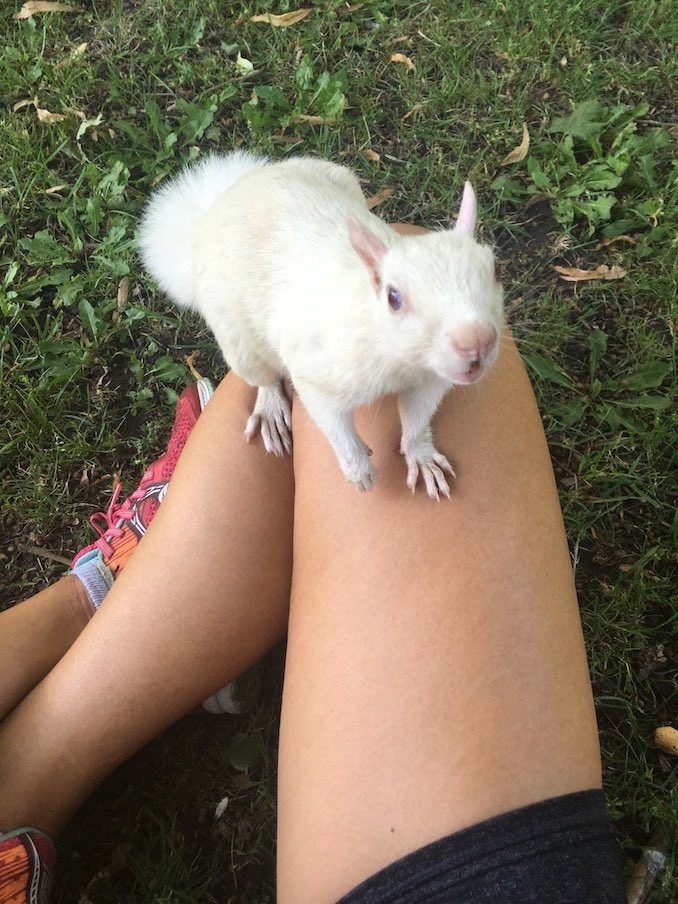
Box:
[450,323,498,360]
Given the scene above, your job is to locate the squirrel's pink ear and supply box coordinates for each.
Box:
[453,181,477,236]
[348,218,387,291]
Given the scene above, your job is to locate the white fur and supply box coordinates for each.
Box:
[138,151,268,307]
[138,153,504,497]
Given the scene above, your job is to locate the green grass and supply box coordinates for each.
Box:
[1,0,676,900]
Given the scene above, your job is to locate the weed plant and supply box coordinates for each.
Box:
[1,1,676,901]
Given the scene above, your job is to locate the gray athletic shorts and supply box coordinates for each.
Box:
[339,790,625,903]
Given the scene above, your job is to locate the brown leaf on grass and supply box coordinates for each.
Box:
[271,134,302,144]
[55,41,88,67]
[117,277,129,311]
[36,104,66,123]
[500,122,530,166]
[250,9,311,27]
[596,234,637,249]
[185,352,204,381]
[337,3,364,14]
[291,113,337,125]
[390,52,415,71]
[366,187,394,209]
[14,1,74,18]
[554,264,627,282]
[14,96,68,123]
[655,726,678,756]
[403,102,425,121]
[362,149,381,163]
[44,184,67,196]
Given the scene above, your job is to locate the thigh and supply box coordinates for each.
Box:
[277,329,602,902]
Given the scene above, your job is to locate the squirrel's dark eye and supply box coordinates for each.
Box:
[387,286,403,312]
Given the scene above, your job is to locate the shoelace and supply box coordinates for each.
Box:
[86,476,150,559]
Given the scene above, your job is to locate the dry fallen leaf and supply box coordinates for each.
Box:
[185,352,204,381]
[554,264,627,282]
[36,105,66,123]
[14,96,69,123]
[214,796,230,820]
[250,9,311,27]
[76,112,103,142]
[337,3,364,14]
[271,134,301,145]
[45,184,67,196]
[596,234,637,249]
[362,149,381,163]
[390,52,415,71]
[654,726,678,756]
[403,102,425,121]
[500,122,530,166]
[14,1,74,18]
[366,187,394,209]
[117,277,129,311]
[56,41,88,67]
[292,113,336,125]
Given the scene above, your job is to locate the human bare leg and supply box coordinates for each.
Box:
[0,373,293,837]
[0,578,92,722]
[0,380,218,721]
[277,232,603,901]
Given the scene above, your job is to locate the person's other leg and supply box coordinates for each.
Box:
[0,578,92,721]
[0,373,293,837]
[0,378,214,721]
[277,237,601,901]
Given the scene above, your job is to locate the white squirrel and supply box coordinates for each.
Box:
[138,151,504,499]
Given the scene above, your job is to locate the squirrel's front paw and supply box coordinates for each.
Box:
[401,438,455,500]
[244,384,292,457]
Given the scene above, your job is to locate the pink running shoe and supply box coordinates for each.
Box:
[70,379,213,600]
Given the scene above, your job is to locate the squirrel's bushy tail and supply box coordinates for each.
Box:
[137,151,268,308]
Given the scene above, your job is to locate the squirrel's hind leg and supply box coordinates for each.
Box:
[244,381,292,457]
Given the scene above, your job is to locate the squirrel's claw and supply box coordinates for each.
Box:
[244,383,292,457]
[403,447,455,500]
